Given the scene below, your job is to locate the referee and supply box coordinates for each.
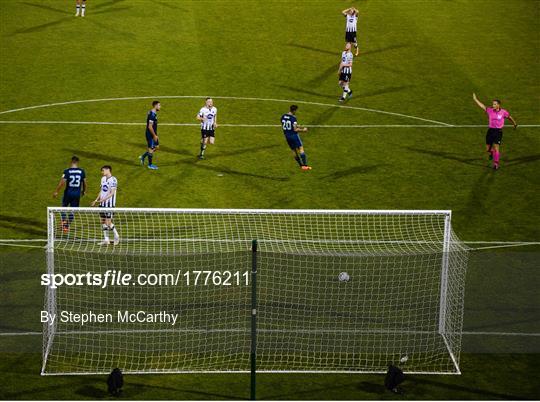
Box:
[473,93,517,170]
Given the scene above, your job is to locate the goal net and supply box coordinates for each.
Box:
[43,208,468,375]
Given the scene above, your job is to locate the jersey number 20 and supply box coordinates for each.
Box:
[281,120,292,130]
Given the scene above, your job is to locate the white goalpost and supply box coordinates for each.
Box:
[42,208,468,376]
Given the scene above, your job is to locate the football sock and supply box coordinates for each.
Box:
[294,155,302,166]
[148,153,153,165]
[110,225,119,239]
[141,152,147,161]
[200,143,207,156]
[342,89,348,99]
[75,5,80,15]
[81,4,85,16]
[102,224,109,241]
[300,152,307,166]
[493,150,500,165]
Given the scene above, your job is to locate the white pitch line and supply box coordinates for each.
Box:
[1,120,539,128]
[0,95,453,126]
[462,331,540,337]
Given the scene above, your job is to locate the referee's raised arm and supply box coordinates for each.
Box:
[473,93,487,111]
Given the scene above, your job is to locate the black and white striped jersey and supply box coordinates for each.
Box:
[198,106,218,130]
[345,13,358,33]
[341,51,354,74]
[99,176,117,207]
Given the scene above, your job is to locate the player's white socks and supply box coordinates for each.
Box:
[111,225,119,240]
[102,224,109,241]
[342,87,349,99]
[75,5,80,16]
[81,4,85,16]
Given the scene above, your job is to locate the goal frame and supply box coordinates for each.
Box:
[43,208,461,376]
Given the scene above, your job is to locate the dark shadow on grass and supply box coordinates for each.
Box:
[217,144,280,158]
[305,64,343,86]
[12,18,71,35]
[155,0,186,10]
[92,6,133,16]
[63,149,135,166]
[274,84,336,100]
[459,169,494,227]
[130,143,281,160]
[74,385,108,399]
[506,154,540,166]
[406,147,483,167]
[359,85,415,99]
[91,0,127,10]
[322,164,383,180]
[173,160,289,182]
[361,43,409,56]
[287,43,337,56]
[357,381,386,394]
[22,2,70,14]
[152,145,193,157]
[310,103,341,126]
[362,59,408,76]
[0,215,46,236]
[409,377,527,400]
[123,142,192,157]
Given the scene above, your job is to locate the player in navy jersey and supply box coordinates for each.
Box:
[140,100,160,170]
[53,156,87,233]
[281,105,311,170]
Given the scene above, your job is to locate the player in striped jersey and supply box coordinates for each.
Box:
[53,155,87,233]
[342,7,359,56]
[91,165,120,245]
[197,98,218,160]
[140,100,160,170]
[338,43,354,103]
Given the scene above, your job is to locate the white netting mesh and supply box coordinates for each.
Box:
[42,208,468,374]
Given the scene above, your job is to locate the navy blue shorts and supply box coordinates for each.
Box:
[62,193,80,207]
[285,134,303,150]
[146,133,159,149]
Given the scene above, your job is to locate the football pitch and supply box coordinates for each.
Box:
[1,0,539,399]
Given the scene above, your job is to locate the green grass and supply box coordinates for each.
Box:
[1,0,539,399]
